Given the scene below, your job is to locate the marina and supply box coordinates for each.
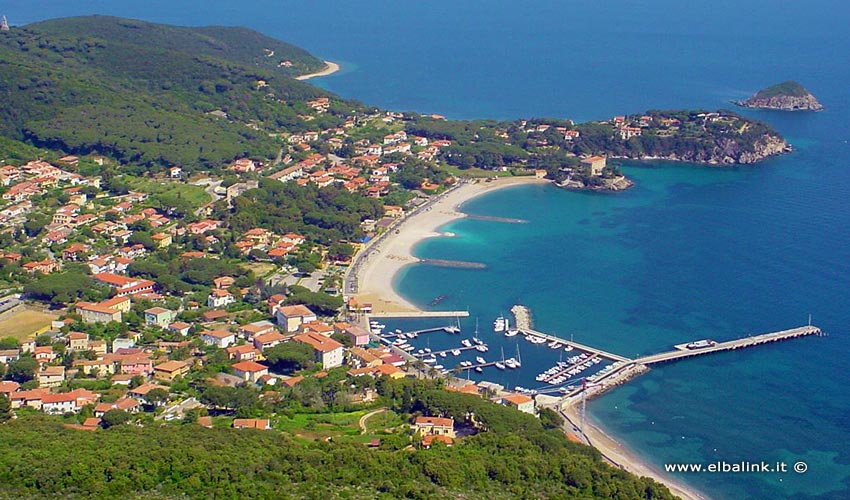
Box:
[370,312,824,404]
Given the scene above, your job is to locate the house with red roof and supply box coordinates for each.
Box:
[231,360,269,383]
[294,332,344,368]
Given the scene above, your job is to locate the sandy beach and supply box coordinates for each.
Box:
[353,176,547,313]
[560,404,709,500]
[295,61,341,80]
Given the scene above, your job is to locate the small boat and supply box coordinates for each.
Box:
[493,315,506,332]
[424,347,432,353]
[505,328,519,337]
[472,337,483,345]
[434,364,444,370]
[423,356,437,364]
[474,366,483,373]
[495,362,506,370]
[394,329,402,334]
[505,358,517,369]
[451,349,461,356]
[475,356,486,364]
[475,344,488,352]
[564,345,573,352]
[440,351,447,358]
[460,339,472,347]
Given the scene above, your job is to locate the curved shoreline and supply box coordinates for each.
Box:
[352,176,711,500]
[353,177,546,313]
[295,60,341,80]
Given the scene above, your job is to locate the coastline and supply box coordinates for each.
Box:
[295,60,341,81]
[560,405,709,500]
[353,176,712,500]
[353,176,547,313]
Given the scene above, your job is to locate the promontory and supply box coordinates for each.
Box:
[735,81,823,111]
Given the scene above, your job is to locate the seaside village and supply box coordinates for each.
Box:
[0,98,645,439]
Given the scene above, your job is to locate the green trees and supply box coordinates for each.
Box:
[263,342,315,373]
[22,270,106,306]
[101,409,131,428]
[0,394,11,423]
[285,286,343,316]
[225,181,382,245]
[5,356,38,384]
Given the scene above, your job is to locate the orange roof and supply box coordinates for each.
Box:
[233,418,270,429]
[503,393,534,406]
[293,332,343,353]
[281,376,304,387]
[278,304,315,317]
[422,434,454,446]
[155,360,189,373]
[414,416,453,428]
[231,360,268,373]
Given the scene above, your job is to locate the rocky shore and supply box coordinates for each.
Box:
[735,81,823,111]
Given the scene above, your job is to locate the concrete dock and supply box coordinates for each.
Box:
[633,325,821,365]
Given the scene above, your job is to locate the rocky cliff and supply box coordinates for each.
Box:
[735,81,823,111]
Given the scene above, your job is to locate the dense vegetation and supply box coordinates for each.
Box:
[221,179,384,244]
[0,17,351,172]
[752,81,809,98]
[0,378,676,500]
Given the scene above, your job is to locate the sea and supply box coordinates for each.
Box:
[5,1,850,498]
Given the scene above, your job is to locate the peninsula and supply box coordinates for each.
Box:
[734,81,824,111]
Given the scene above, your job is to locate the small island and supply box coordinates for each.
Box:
[735,81,823,111]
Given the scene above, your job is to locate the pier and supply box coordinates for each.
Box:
[519,328,630,363]
[633,325,821,365]
[410,344,487,358]
[378,327,454,339]
[369,310,470,319]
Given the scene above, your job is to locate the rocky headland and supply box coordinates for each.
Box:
[735,81,823,111]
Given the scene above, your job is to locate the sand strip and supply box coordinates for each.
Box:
[295,61,341,80]
[560,404,710,500]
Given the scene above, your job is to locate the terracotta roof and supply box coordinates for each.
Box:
[233,418,270,430]
[231,360,268,373]
[294,332,343,353]
[503,393,534,406]
[277,304,315,317]
[414,416,453,428]
[154,360,189,373]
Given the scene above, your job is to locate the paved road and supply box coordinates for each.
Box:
[157,397,203,421]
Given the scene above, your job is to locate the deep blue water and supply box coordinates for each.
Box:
[5,1,850,498]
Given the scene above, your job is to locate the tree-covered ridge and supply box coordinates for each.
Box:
[0,18,356,171]
[0,377,677,500]
[29,15,326,78]
[753,81,809,99]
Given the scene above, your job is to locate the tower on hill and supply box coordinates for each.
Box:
[1,16,9,32]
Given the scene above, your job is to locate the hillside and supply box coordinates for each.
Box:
[0,377,678,500]
[0,17,354,172]
[29,15,326,77]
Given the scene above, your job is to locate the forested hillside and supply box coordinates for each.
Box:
[0,17,353,171]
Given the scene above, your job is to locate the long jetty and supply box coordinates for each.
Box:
[370,310,470,319]
[633,325,822,365]
[519,328,630,363]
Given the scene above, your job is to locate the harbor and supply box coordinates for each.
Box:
[365,307,825,410]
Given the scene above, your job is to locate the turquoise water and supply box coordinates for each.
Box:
[7,1,850,498]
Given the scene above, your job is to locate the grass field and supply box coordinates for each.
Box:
[0,308,57,340]
[276,410,367,440]
[124,176,211,207]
